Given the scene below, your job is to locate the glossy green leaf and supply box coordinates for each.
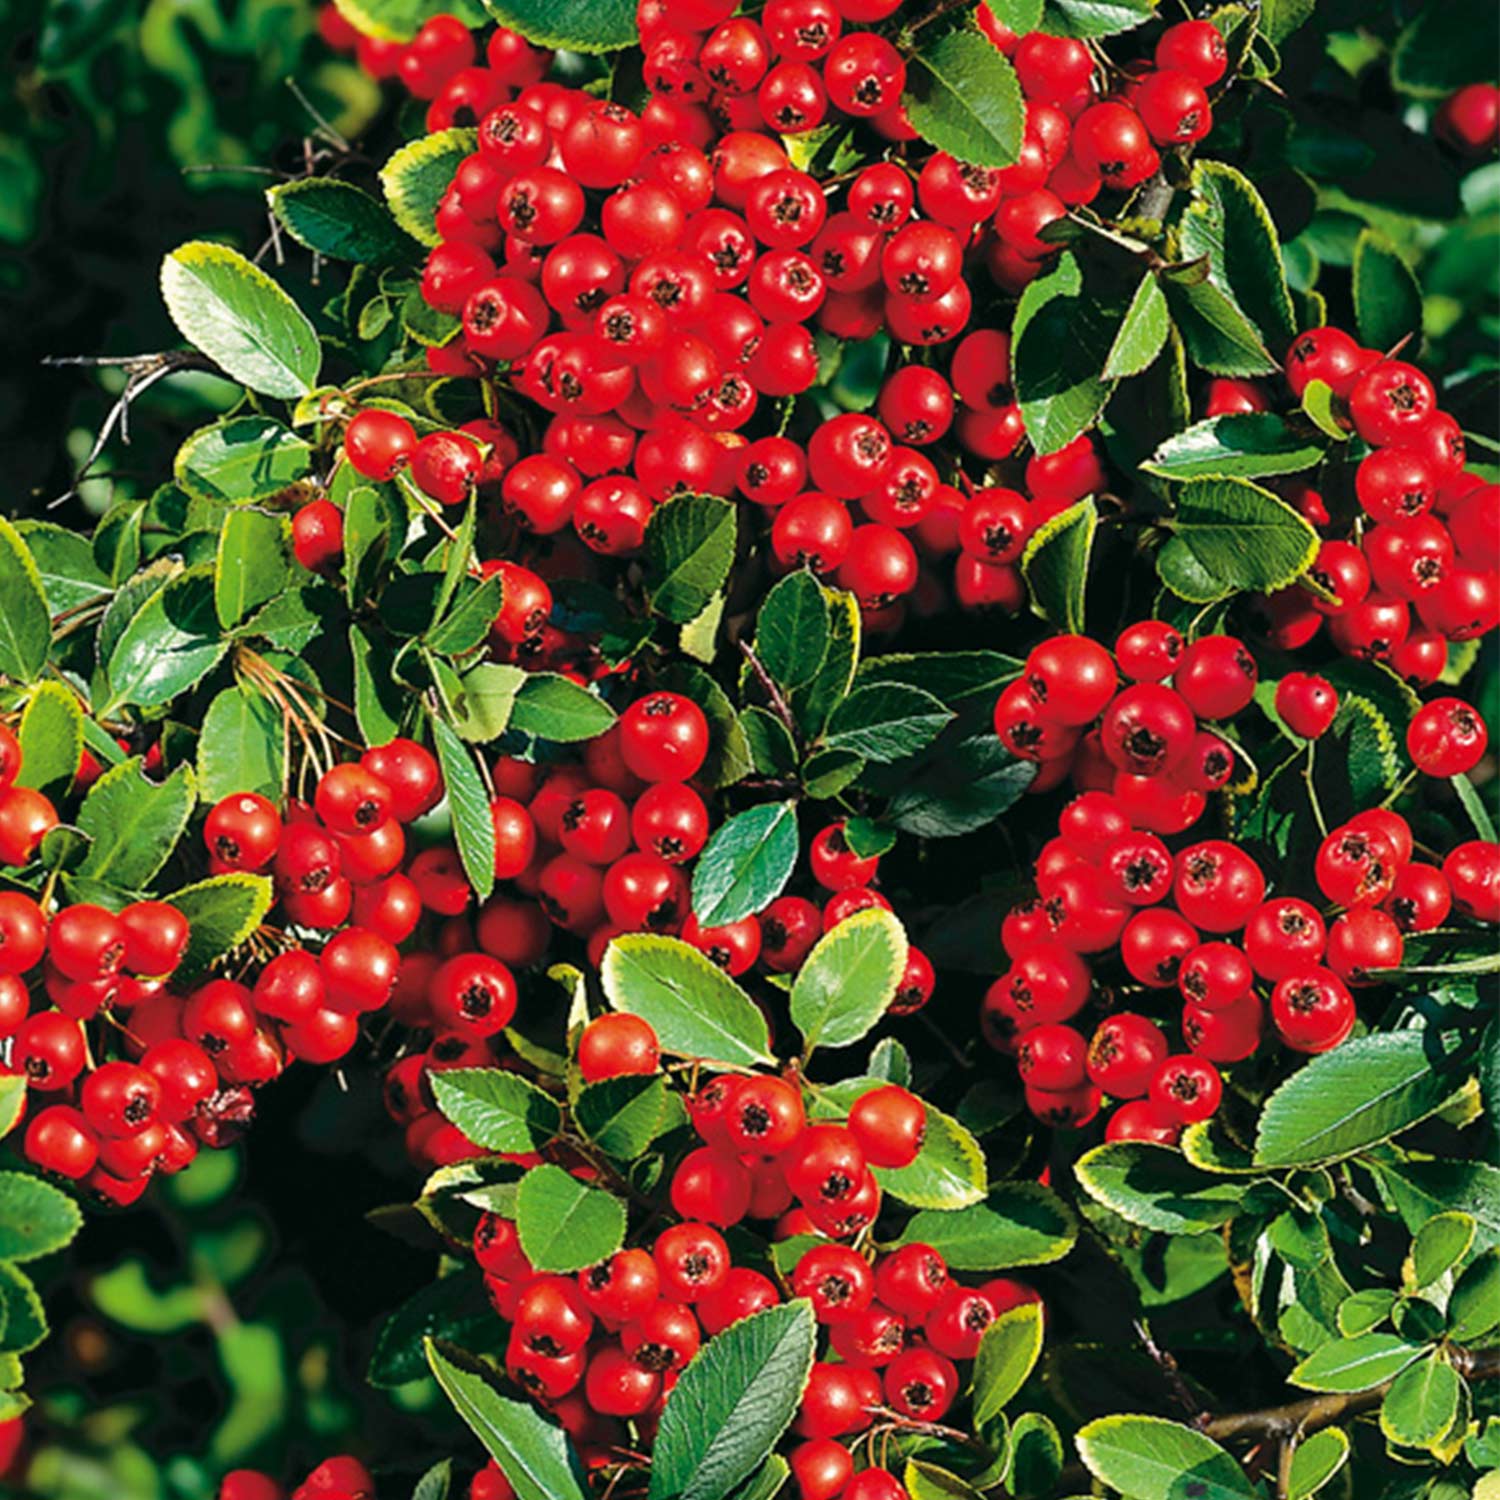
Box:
[646,494,738,625]
[515,1164,626,1274]
[1103,272,1170,380]
[380,129,478,248]
[755,571,829,692]
[197,686,285,804]
[1022,496,1095,634]
[15,683,84,801]
[1391,0,1499,96]
[478,0,636,52]
[1289,1333,1425,1393]
[1448,1249,1500,1341]
[104,568,229,713]
[1042,0,1155,38]
[1410,1211,1475,1289]
[76,758,194,889]
[216,507,290,629]
[902,23,1025,169]
[824,684,952,764]
[370,1273,496,1389]
[1143,414,1325,481]
[1286,1428,1349,1499]
[888,734,1036,839]
[1074,1142,1248,1235]
[0,517,51,684]
[508,674,616,743]
[432,715,496,902]
[430,1069,562,1154]
[174,417,313,505]
[893,1182,1077,1270]
[0,1171,82,1261]
[575,1075,675,1159]
[1076,1414,1254,1500]
[1379,1353,1462,1449]
[166,873,274,980]
[791,907,908,1053]
[691,801,799,929]
[1352,229,1422,354]
[268,177,419,265]
[1157,479,1320,603]
[873,1105,987,1209]
[972,1302,1044,1424]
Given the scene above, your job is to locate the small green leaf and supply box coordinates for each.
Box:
[16,683,84,801]
[1448,1249,1500,1341]
[174,417,313,505]
[1379,1353,1462,1449]
[216,507,290,629]
[1410,1211,1475,1289]
[370,1273,496,1389]
[515,1164,626,1274]
[430,1069,562,1154]
[1290,1333,1425,1393]
[1075,1142,1247,1235]
[1157,479,1319,604]
[824,684,952,764]
[1041,0,1155,38]
[755,571,829,692]
[0,517,52,684]
[888,735,1036,839]
[268,177,419,265]
[0,1263,47,1354]
[166,872,274,980]
[478,0,636,52]
[0,1171,82,1261]
[1143,414,1325,481]
[649,1301,817,1500]
[426,1341,589,1500]
[902,23,1025,169]
[893,1183,1077,1270]
[1013,254,1116,455]
[508,674,616,743]
[1103,273,1170,381]
[1352,229,1423,354]
[77,759,195,890]
[904,1462,983,1500]
[450,662,526,744]
[602,935,775,1068]
[197,687,285,803]
[1286,1427,1349,1499]
[1021,496,1095,634]
[1337,1288,1397,1337]
[873,1106,987,1209]
[432,715,496,901]
[15,521,108,613]
[791,908,908,1054]
[971,1302,1044,1424]
[574,1075,675,1160]
[104,568,229,713]
[380,129,478,248]
[646,494,738,625]
[160,241,321,399]
[1076,1414,1255,1500]
[691,802,799,928]
[427,575,506,657]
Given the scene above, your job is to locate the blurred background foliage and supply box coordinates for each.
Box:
[0,0,1497,1496]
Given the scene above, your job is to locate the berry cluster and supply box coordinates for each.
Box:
[1253,328,1498,679]
[985,630,1499,1137]
[219,1454,376,1500]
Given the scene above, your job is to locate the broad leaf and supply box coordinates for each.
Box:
[160,241,320,399]
[1074,1142,1248,1235]
[0,1171,82,1261]
[888,733,1036,839]
[1143,415,1325,481]
[369,1273,496,1388]
[855,651,1023,705]
[16,683,84,801]
[216,507,290,629]
[268,178,419,265]
[646,494,737,625]
[426,1342,589,1500]
[873,1105,987,1209]
[1157,479,1319,604]
[1391,0,1499,96]
[1103,272,1170,380]
[649,1301,816,1500]
[174,417,313,505]
[1041,0,1155,37]
[76,758,194,889]
[197,686,285,803]
[755,571,829,693]
[791,908,908,1053]
[903,24,1025,169]
[430,1069,562,1154]
[515,1164,626,1273]
[432,715,496,902]
[691,801,799,928]
[0,518,51,684]
[602,935,775,1068]
[575,1075,675,1159]
[824,684,952,764]
[1369,1158,1500,1255]
[972,1302,1044,1424]
[1286,1428,1349,1500]
[1021,496,1095,634]
[104,568,229,713]
[479,0,637,52]
[1076,1415,1254,1500]
[508,674,616,743]
[380,129,477,248]
[1289,1333,1425,1393]
[1352,229,1422,354]
[15,521,108,614]
[165,873,274,980]
[893,1183,1078,1270]
[1380,1353,1462,1450]
[1409,1211,1474,1289]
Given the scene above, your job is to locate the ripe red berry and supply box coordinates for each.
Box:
[1276,672,1339,739]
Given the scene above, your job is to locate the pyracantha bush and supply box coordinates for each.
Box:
[0,0,1497,1496]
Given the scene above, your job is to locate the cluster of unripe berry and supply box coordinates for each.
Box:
[1250,328,1498,678]
[985,631,1499,1139]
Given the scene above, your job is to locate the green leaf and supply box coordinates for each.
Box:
[1013,254,1116,455]
[370,1273,496,1389]
[430,1069,562,1154]
[197,687,285,803]
[1410,1211,1475,1289]
[1021,496,1095,634]
[1157,479,1320,604]
[649,1301,817,1500]
[1453,772,1498,843]
[902,23,1025,169]
[824,684,952,764]
[216,507,290,629]
[788,588,860,742]
[351,625,406,748]
[166,872,274,980]
[508,674,616,743]
[741,708,798,778]
[268,178,419,266]
[791,908,908,1054]
[1289,1333,1425,1393]
[16,683,84,801]
[660,662,754,789]
[426,1341,589,1500]
[1074,1142,1247,1235]
[855,651,1023,705]
[1337,1289,1398,1338]
[0,517,52,684]
[1286,1428,1349,1500]
[160,241,321,399]
[334,0,486,39]
[1075,1415,1255,1500]
[1041,0,1155,38]
[1381,1353,1462,1450]
[515,1164,626,1274]
[478,0,636,52]
[1143,414,1325,481]
[1352,229,1422,354]
[575,1075,674,1159]
[413,1460,454,1500]
[1254,1028,1472,1167]
[1178,162,1296,357]
[1166,273,1279,377]
[0,1075,26,1140]
[344,483,396,608]
[888,734,1036,839]
[755,571,828,693]
[904,1463,983,1500]
[15,521,108,614]
[104,568,230,713]
[450,662,526,744]
[76,758,194,889]
[646,495,738,625]
[432,715,496,902]
[873,1105,987,1209]
[1008,1412,1064,1499]
[1391,0,1500,96]
[691,802,799,929]
[893,1183,1078,1270]
[174,417,313,505]
[1259,0,1314,45]
[0,1263,46,1354]
[602,934,775,1068]
[0,1171,82,1261]
[380,129,478,249]
[1448,1250,1500,1341]
[972,1302,1044,1425]
[1370,1158,1500,1254]
[1103,272,1170,381]
[427,576,506,657]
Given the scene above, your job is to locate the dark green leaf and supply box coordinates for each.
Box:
[1103,273,1170,381]
[888,733,1036,839]
[1391,0,1500,96]
[427,575,506,657]
[893,1183,1078,1270]
[160,241,320,399]
[824,684,953,764]
[15,522,108,614]
[575,1075,675,1159]
[1157,479,1320,603]
[370,1273,496,1388]
[430,1069,562,1153]
[478,0,636,51]
[0,1264,46,1355]
[0,517,51,684]
[646,495,737,625]
[648,1301,817,1500]
[691,802,799,928]
[1448,1250,1500,1341]
[855,651,1023,705]
[1041,0,1155,38]
[174,417,313,505]
[787,588,859,741]
[1021,496,1095,633]
[104,569,230,713]
[1143,414,1325,481]
[902,24,1025,169]
[76,758,194,889]
[1380,1353,1462,1450]
[515,1164,626,1273]
[1369,1158,1500,1255]
[352,625,406,746]
[1352,229,1423,354]
[432,715,497,901]
[755,571,828,692]
[1074,1142,1247,1235]
[268,177,419,265]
